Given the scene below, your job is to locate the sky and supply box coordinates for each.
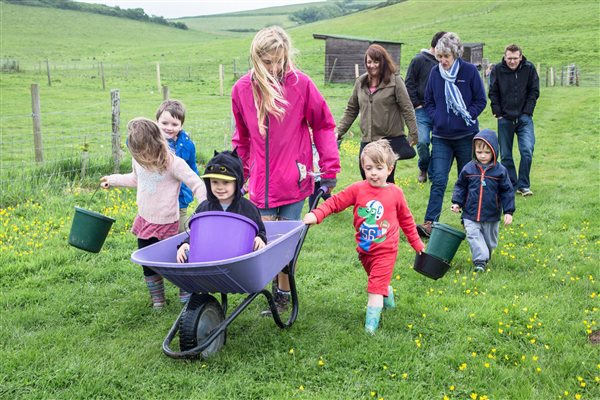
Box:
[77,0,323,19]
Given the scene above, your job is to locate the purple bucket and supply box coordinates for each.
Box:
[188,211,258,263]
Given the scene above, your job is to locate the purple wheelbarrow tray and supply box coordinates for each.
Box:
[131,220,305,294]
[129,190,326,360]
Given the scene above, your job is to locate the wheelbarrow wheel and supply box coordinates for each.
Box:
[179,293,225,358]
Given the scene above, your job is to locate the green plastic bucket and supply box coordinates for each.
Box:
[68,206,115,253]
[426,222,466,263]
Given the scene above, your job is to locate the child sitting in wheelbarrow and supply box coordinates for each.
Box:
[303,140,425,334]
[176,149,267,263]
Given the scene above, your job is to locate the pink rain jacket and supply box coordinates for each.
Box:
[231,70,341,209]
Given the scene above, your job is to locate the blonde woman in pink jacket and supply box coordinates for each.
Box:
[231,26,341,316]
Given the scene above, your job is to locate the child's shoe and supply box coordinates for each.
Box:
[260,290,291,317]
[474,263,487,273]
[144,275,166,309]
[365,306,383,335]
[179,289,192,303]
[383,286,395,310]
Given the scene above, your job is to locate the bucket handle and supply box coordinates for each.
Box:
[83,186,111,213]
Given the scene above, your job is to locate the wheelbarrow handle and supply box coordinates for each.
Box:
[309,186,328,212]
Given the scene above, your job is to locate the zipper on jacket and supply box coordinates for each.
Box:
[476,165,486,221]
[264,116,269,209]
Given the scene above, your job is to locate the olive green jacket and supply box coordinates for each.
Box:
[336,73,418,144]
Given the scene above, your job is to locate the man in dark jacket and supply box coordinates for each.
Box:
[405,31,446,183]
[489,44,540,196]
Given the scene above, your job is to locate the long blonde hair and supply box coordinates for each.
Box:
[126,118,171,173]
[250,26,294,135]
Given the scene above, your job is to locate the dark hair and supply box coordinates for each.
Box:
[431,31,447,48]
[365,44,397,85]
[156,99,186,125]
[504,44,522,55]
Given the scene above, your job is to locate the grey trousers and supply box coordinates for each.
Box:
[463,219,499,265]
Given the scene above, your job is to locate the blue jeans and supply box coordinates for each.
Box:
[415,107,433,172]
[259,198,305,221]
[424,134,475,222]
[497,115,535,190]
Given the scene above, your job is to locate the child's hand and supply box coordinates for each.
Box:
[302,212,317,225]
[253,236,266,251]
[176,243,190,263]
[100,176,110,189]
[504,214,513,226]
[451,204,461,213]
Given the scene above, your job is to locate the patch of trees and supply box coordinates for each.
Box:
[290,0,405,24]
[4,0,188,30]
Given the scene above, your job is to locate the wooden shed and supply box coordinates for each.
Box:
[462,42,485,69]
[313,33,403,83]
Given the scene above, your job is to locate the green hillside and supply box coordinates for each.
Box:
[0,2,599,399]
[176,2,329,34]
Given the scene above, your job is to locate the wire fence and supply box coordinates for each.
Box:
[1,54,598,204]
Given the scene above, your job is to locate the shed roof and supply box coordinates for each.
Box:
[313,33,403,45]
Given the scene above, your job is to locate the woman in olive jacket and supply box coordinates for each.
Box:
[336,44,418,183]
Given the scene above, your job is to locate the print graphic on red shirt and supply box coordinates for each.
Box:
[357,200,389,251]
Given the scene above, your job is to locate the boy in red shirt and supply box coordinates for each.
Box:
[303,140,424,334]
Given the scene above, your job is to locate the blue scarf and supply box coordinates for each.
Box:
[439,60,476,126]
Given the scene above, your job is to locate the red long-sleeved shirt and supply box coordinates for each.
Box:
[312,181,424,255]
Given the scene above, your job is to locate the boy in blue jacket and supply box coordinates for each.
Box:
[451,129,515,272]
[156,99,199,233]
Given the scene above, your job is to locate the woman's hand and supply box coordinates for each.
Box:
[504,214,513,226]
[176,243,190,263]
[303,212,317,225]
[253,236,266,251]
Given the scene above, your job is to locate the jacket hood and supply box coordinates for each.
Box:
[202,149,244,204]
[473,129,500,165]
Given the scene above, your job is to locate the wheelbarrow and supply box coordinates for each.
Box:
[130,190,326,359]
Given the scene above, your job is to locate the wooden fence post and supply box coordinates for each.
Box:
[219,64,224,96]
[162,85,169,100]
[45,59,51,87]
[111,89,121,173]
[156,62,161,92]
[31,83,44,163]
[549,67,554,86]
[100,61,106,90]
[355,64,359,79]
[233,58,237,79]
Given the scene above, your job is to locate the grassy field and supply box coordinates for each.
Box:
[1,0,599,398]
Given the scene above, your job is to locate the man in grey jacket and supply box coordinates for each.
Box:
[405,31,446,183]
[489,44,540,196]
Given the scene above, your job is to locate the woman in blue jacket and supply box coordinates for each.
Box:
[417,32,487,238]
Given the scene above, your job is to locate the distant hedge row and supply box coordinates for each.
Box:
[290,0,404,24]
[3,0,188,30]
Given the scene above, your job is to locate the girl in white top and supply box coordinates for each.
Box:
[101,117,206,308]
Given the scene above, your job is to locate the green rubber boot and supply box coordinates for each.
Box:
[365,306,383,335]
[383,285,395,310]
